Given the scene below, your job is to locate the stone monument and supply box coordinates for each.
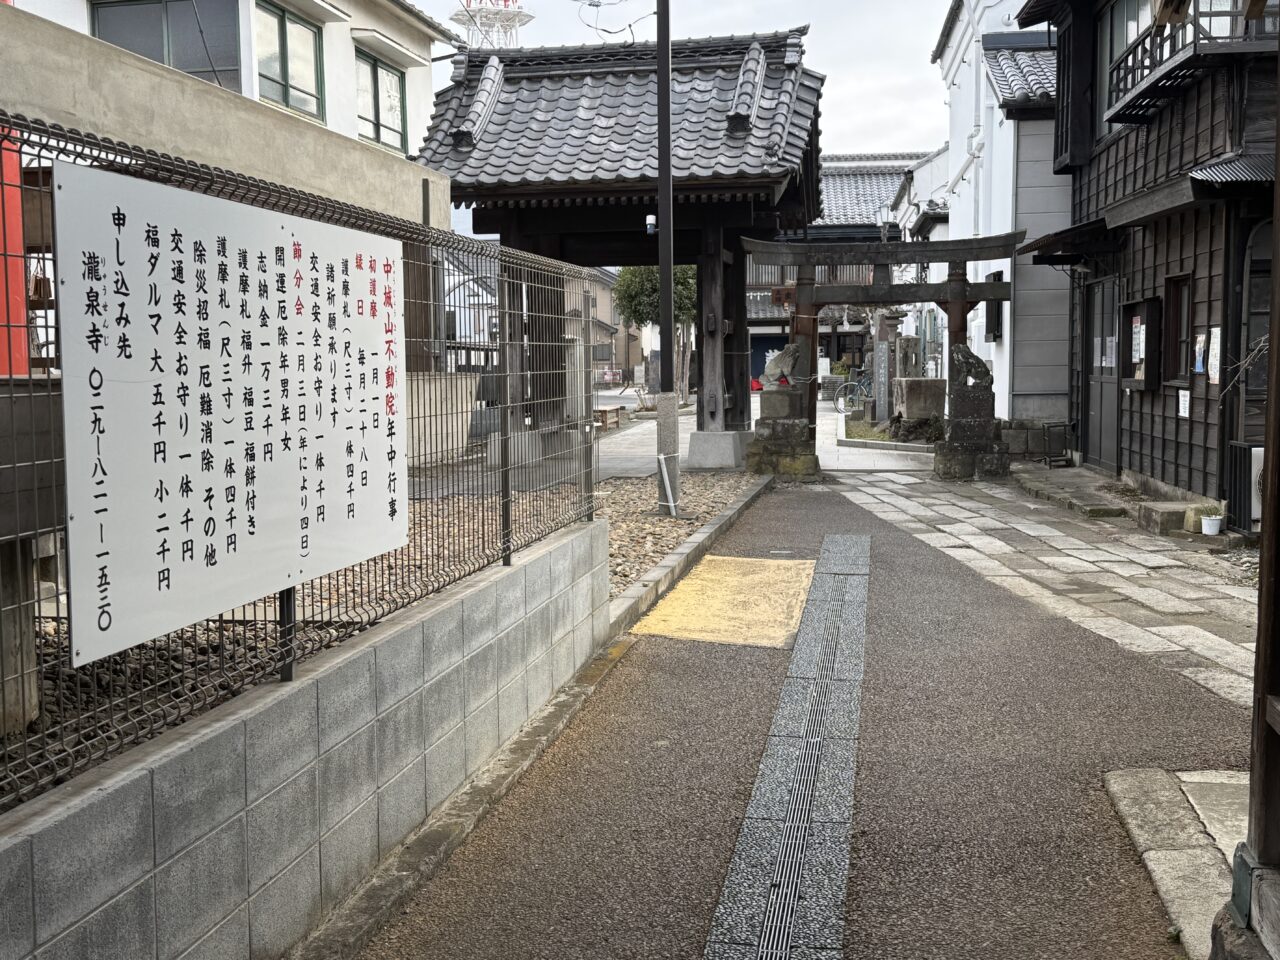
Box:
[933,342,1010,480]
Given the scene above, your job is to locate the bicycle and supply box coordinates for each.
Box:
[832,370,872,415]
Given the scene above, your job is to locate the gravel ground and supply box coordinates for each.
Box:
[1222,545,1261,586]
[596,472,759,597]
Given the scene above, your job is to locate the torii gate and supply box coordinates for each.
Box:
[741,230,1026,480]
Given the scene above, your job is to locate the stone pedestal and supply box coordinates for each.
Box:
[687,430,747,469]
[745,387,820,481]
[933,381,1010,481]
[892,377,945,420]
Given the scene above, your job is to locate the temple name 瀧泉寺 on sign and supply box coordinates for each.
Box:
[54,162,408,666]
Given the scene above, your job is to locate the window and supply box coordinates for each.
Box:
[984,271,1004,343]
[1245,222,1271,394]
[1095,0,1152,137]
[255,2,323,118]
[356,53,406,151]
[93,0,240,91]
[1164,275,1192,381]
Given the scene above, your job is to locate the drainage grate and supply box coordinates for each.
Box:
[755,606,843,958]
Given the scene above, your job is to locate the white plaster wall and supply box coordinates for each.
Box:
[12,0,444,156]
[936,0,1036,420]
[4,5,451,226]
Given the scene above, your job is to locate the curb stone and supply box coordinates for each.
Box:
[294,476,773,960]
[835,437,935,453]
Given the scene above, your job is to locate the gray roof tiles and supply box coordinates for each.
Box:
[984,48,1057,110]
[815,155,927,226]
[419,27,824,200]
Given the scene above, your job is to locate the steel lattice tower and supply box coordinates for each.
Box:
[450,0,534,48]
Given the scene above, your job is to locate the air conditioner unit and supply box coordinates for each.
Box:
[1252,446,1265,533]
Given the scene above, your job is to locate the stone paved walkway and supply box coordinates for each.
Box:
[832,470,1258,709]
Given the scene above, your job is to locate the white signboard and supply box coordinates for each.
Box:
[55,162,407,665]
[1178,388,1191,419]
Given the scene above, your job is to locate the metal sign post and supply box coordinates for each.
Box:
[654,0,681,517]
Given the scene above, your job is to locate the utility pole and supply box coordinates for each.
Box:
[654,0,681,516]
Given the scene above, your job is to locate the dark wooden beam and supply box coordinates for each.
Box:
[742,231,1026,267]
[813,281,1012,306]
[1102,176,1198,229]
[474,201,765,236]
[699,226,726,432]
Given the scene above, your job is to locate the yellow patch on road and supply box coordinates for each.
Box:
[632,556,814,648]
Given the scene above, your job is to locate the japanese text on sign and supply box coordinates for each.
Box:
[55,162,407,665]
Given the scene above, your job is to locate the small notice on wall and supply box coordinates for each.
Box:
[1207,328,1221,385]
[1178,389,1191,418]
[56,162,408,665]
[1131,316,1144,363]
[1194,333,1207,374]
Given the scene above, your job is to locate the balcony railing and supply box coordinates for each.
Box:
[1106,0,1279,124]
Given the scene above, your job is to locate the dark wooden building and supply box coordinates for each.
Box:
[1017,0,1276,523]
[418,27,824,439]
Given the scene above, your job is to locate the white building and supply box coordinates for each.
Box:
[929,0,1071,423]
[16,0,459,156]
[891,143,951,378]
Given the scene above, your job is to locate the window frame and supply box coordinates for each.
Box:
[1163,273,1193,384]
[1094,0,1153,140]
[92,0,241,91]
[255,0,326,121]
[354,50,407,152]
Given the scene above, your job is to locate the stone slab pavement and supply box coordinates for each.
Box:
[1105,769,1248,960]
[348,476,1250,960]
[831,469,1258,708]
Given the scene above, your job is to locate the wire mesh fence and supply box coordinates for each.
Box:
[0,111,605,810]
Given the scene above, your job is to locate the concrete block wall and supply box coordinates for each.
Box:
[0,520,609,960]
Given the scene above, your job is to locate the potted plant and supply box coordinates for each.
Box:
[1201,503,1225,536]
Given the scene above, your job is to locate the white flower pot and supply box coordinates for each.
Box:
[1201,516,1223,536]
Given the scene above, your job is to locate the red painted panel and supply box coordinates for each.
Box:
[0,0,29,376]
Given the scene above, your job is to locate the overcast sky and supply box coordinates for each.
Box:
[427,0,954,154]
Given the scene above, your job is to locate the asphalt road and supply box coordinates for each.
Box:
[355,483,1250,959]
[358,633,789,960]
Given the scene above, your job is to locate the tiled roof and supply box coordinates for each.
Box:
[984,48,1057,110]
[815,154,925,226]
[419,27,824,204]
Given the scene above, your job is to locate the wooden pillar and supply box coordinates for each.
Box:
[698,227,726,432]
[944,260,971,387]
[725,235,751,431]
[791,263,818,433]
[1246,38,1280,874]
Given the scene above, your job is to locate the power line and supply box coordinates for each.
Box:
[572,0,654,45]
